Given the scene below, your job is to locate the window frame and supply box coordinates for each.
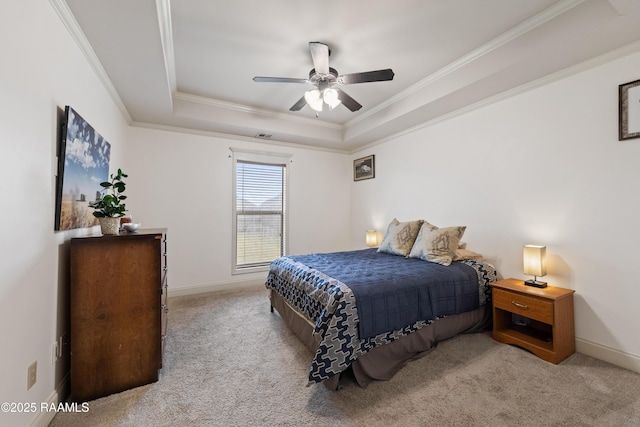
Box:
[231,148,291,275]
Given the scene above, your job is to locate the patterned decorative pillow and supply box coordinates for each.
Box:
[453,248,484,261]
[409,224,467,266]
[377,218,424,256]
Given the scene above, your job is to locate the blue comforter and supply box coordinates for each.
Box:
[287,249,479,340]
[266,248,497,384]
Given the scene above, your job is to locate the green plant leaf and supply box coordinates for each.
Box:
[91,168,128,217]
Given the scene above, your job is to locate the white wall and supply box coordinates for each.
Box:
[351,49,640,371]
[124,127,352,295]
[2,2,639,426]
[0,2,130,426]
[0,3,351,425]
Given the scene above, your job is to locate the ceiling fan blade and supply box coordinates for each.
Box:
[289,96,307,111]
[336,89,362,111]
[309,42,330,75]
[253,76,308,84]
[338,69,395,84]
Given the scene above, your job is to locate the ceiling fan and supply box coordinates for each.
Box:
[253,42,394,113]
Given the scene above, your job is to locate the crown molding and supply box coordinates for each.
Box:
[130,120,349,154]
[156,0,176,109]
[350,38,640,155]
[345,0,586,129]
[50,0,132,123]
[156,1,342,133]
[173,91,343,131]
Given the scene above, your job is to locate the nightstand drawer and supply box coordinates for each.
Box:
[493,288,553,324]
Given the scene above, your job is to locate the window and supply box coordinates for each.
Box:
[232,149,290,273]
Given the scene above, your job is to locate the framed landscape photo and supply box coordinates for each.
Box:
[54,106,111,230]
[619,78,640,141]
[354,155,375,181]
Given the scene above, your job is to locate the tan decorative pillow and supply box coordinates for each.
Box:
[377,218,424,256]
[453,248,484,261]
[409,225,467,266]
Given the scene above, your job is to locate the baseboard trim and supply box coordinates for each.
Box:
[167,278,265,297]
[28,389,58,427]
[28,372,70,427]
[576,337,640,374]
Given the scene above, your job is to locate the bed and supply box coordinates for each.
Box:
[265,219,497,389]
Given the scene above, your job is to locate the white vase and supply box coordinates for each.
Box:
[98,217,121,235]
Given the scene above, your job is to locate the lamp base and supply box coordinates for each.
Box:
[524,279,547,288]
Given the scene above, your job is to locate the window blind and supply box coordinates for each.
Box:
[235,160,287,269]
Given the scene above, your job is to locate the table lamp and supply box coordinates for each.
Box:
[523,245,547,288]
[366,230,378,247]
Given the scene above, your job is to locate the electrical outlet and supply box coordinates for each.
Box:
[27,361,37,390]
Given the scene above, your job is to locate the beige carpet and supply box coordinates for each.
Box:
[51,286,640,426]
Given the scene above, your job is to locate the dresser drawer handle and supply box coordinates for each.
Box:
[511,301,528,309]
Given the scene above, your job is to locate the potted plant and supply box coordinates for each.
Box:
[90,168,128,235]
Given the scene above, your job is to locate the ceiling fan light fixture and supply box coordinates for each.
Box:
[304,89,323,112]
[323,88,341,110]
[255,41,393,113]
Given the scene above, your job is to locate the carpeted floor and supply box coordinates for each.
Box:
[51,286,640,426]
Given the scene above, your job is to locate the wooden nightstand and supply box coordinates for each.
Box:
[491,278,575,364]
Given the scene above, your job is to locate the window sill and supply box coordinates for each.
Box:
[232,265,270,275]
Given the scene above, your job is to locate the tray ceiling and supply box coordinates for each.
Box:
[59,0,640,152]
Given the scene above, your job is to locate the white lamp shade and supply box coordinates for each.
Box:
[365,230,378,247]
[304,89,323,112]
[523,245,547,277]
[323,88,341,109]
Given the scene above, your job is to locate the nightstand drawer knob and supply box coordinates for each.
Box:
[511,301,528,309]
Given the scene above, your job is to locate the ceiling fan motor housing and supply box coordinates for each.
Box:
[309,67,338,85]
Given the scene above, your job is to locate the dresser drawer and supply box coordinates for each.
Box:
[493,288,553,324]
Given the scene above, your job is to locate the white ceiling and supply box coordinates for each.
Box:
[61,0,640,152]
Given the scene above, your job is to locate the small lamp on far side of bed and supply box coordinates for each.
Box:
[523,245,547,288]
[366,230,378,247]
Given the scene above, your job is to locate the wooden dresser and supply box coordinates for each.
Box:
[70,228,168,401]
